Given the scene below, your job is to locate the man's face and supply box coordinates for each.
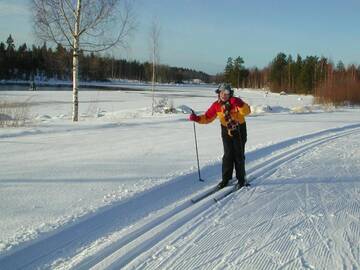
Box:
[220,90,230,102]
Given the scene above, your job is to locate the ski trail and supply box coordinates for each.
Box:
[140,187,258,270]
[313,167,360,269]
[130,128,360,270]
[246,127,360,182]
[88,187,238,269]
[211,195,283,270]
[229,188,307,269]
[1,124,360,269]
[54,126,360,269]
[75,125,360,269]
[126,186,304,267]
[294,188,335,268]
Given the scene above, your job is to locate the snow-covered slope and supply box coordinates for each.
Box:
[0,86,359,269]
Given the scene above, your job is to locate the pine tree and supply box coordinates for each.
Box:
[286,55,293,90]
[299,56,318,94]
[233,56,244,89]
[5,35,16,78]
[336,61,345,72]
[0,42,5,78]
[6,35,15,51]
[224,57,233,84]
[269,52,287,92]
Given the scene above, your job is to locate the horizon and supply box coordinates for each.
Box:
[0,0,359,75]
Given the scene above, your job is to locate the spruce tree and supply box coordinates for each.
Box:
[269,52,287,92]
[233,56,244,89]
[0,42,5,78]
[224,57,234,84]
[6,35,15,51]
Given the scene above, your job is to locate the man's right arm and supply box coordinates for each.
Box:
[197,102,218,124]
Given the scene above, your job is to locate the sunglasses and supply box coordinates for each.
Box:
[220,89,231,95]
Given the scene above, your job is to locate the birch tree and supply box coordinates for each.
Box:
[31,0,135,121]
[149,19,160,115]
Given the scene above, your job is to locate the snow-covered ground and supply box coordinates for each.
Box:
[0,85,359,269]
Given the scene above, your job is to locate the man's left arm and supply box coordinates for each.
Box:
[235,98,251,116]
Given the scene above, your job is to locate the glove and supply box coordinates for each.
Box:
[189,113,200,122]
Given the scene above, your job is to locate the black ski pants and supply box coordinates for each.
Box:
[221,122,247,185]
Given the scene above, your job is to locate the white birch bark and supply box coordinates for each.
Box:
[72,0,81,122]
[32,0,135,122]
[150,20,160,115]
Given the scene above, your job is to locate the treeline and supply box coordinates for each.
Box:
[268,53,360,104]
[221,56,268,90]
[2,35,359,104]
[0,35,210,83]
[222,53,360,105]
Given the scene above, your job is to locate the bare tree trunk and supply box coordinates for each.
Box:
[151,48,155,115]
[150,19,160,115]
[72,0,81,122]
[288,63,291,90]
[72,48,79,122]
[111,57,115,79]
[237,71,239,89]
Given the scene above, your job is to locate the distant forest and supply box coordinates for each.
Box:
[0,35,210,84]
[221,54,360,105]
[1,35,359,104]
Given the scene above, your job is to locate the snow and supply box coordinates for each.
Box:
[0,85,359,269]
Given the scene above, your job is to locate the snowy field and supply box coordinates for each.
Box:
[0,85,360,269]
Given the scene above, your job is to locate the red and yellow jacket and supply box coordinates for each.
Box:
[197,97,251,126]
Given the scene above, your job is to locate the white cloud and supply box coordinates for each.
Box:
[0,2,30,16]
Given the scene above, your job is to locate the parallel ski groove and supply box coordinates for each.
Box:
[2,125,360,270]
[191,127,360,205]
[131,127,354,266]
[89,187,236,269]
[97,125,359,269]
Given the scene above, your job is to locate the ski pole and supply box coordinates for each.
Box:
[191,110,204,182]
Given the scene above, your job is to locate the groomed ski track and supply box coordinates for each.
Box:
[1,124,360,269]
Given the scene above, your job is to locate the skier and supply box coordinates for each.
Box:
[189,83,251,189]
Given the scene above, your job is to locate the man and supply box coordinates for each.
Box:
[189,83,251,189]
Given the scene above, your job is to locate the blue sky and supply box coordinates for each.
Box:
[0,0,359,75]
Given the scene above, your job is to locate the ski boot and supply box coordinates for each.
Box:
[217,181,228,189]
